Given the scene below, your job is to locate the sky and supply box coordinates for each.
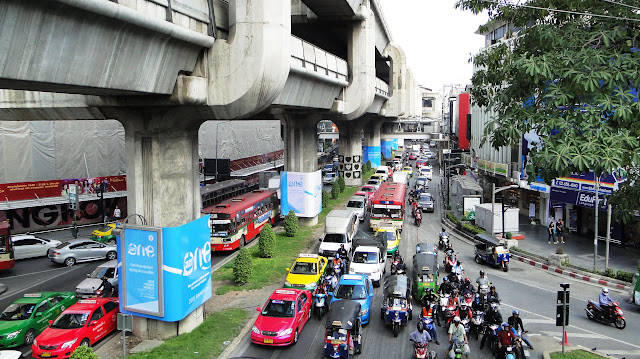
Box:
[378,0,488,92]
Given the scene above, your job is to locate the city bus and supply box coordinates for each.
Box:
[203,189,279,251]
[370,182,406,231]
[0,221,15,270]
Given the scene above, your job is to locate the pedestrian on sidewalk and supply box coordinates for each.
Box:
[548,220,556,244]
[556,218,565,244]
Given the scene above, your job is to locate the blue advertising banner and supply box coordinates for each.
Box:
[280,171,322,218]
[119,216,212,322]
[363,146,381,168]
[121,226,163,317]
[550,187,608,210]
[381,140,394,159]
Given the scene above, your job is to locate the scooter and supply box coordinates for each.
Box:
[415,212,422,227]
[314,290,327,320]
[483,324,500,351]
[585,300,626,329]
[470,311,484,340]
[443,251,457,272]
[504,344,516,359]
[449,339,466,359]
[439,233,450,249]
[411,340,436,359]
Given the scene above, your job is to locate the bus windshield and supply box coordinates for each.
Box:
[371,208,402,218]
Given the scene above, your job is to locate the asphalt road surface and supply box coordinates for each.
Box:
[228,168,640,359]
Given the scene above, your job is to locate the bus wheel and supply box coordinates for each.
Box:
[240,235,246,248]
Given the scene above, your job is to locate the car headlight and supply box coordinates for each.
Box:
[33,339,37,347]
[373,269,380,273]
[61,339,77,350]
[252,326,260,334]
[360,308,369,316]
[279,328,293,336]
[284,281,291,287]
[6,329,21,340]
[305,283,317,290]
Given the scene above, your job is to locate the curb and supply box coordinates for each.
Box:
[440,219,632,291]
[217,312,259,359]
[510,254,630,291]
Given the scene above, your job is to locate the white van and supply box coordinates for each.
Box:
[345,195,367,221]
[420,167,433,180]
[349,245,384,287]
[392,172,409,186]
[319,210,359,257]
[375,166,392,181]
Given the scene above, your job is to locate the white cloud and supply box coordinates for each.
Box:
[379,0,488,91]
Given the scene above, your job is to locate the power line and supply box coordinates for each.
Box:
[601,0,640,11]
[480,0,640,22]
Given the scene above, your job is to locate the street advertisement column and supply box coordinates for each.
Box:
[363,146,381,168]
[280,171,322,218]
[381,140,394,159]
[119,216,212,322]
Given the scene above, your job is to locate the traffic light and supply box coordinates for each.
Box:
[556,304,569,326]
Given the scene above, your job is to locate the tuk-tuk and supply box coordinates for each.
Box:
[324,300,363,358]
[381,275,413,337]
[413,251,439,300]
[473,233,510,272]
[632,271,640,306]
[416,242,437,254]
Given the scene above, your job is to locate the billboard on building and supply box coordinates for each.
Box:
[280,171,322,218]
[463,196,481,220]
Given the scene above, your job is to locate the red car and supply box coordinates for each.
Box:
[32,298,119,359]
[251,289,311,346]
[356,185,377,203]
[409,152,418,160]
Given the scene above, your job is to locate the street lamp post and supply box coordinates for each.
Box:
[491,183,519,236]
[215,120,231,182]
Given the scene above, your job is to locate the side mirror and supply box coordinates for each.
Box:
[48,320,53,326]
[35,312,42,317]
[285,268,290,272]
[328,292,334,298]
[319,238,322,242]
[256,307,261,312]
[86,274,90,278]
[89,320,98,327]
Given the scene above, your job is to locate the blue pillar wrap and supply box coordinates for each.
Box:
[392,139,399,150]
[363,146,381,168]
[381,140,394,159]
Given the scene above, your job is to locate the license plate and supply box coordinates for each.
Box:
[263,339,273,344]
[331,339,342,344]
[41,353,51,358]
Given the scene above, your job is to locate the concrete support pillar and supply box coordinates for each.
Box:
[335,120,365,187]
[118,109,205,340]
[280,114,320,226]
[363,119,383,168]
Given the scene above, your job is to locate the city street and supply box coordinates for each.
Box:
[228,168,640,359]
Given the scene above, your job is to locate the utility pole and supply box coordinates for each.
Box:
[593,175,600,271]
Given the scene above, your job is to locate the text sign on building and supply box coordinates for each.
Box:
[120,226,164,317]
[68,185,78,210]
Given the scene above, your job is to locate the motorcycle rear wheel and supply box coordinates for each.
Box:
[614,317,626,329]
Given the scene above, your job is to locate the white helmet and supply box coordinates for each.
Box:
[454,316,461,322]
[602,287,609,293]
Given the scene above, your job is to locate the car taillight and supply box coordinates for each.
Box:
[52,251,60,255]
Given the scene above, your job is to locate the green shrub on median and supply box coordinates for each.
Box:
[462,223,485,234]
[322,190,329,208]
[258,224,275,258]
[331,182,339,199]
[233,248,252,285]
[337,176,345,193]
[70,346,99,359]
[284,210,299,237]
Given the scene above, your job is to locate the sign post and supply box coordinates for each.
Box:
[117,313,133,359]
[556,284,570,353]
[68,185,79,238]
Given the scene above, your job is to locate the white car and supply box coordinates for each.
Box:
[323,172,338,184]
[420,167,433,180]
[10,234,62,260]
[345,195,366,221]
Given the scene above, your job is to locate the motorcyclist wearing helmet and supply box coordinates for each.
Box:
[421,288,441,327]
[487,285,501,304]
[395,257,408,274]
[452,261,464,278]
[496,322,516,357]
[508,310,533,350]
[460,278,475,295]
[446,316,470,359]
[458,303,473,322]
[471,293,484,312]
[409,321,432,346]
[438,276,455,296]
[480,302,503,350]
[447,289,461,308]
[97,276,113,297]
[598,287,615,317]
[476,270,490,288]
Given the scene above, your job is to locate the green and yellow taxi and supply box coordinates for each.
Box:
[90,223,117,244]
[284,254,328,291]
[375,227,401,256]
[402,166,413,177]
[0,292,77,348]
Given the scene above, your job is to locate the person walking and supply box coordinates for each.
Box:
[548,220,556,244]
[113,205,121,220]
[556,218,565,244]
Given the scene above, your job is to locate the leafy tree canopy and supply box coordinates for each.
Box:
[455,0,640,222]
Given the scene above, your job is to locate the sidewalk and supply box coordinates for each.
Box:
[515,215,639,275]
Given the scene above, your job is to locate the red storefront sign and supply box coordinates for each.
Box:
[0,175,127,202]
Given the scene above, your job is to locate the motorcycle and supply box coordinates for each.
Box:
[443,306,458,326]
[449,339,466,359]
[439,233,450,249]
[483,324,500,351]
[503,344,516,359]
[314,290,327,320]
[415,212,422,227]
[585,300,626,329]
[477,284,489,308]
[94,288,114,298]
[411,340,436,359]
[443,251,457,273]
[470,311,484,340]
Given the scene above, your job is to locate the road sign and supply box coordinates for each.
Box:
[557,290,570,304]
[68,185,79,210]
[556,304,569,326]
[117,313,133,331]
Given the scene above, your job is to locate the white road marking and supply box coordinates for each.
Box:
[0,264,87,300]
[522,319,555,325]
[597,350,640,355]
[540,331,605,339]
[0,265,78,279]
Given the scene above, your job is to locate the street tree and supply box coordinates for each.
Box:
[455,0,640,222]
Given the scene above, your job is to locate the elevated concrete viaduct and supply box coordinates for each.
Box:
[0,0,422,340]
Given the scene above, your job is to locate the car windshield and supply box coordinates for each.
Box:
[352,252,377,264]
[261,300,295,318]
[416,180,425,186]
[0,303,35,321]
[90,266,115,279]
[367,180,379,185]
[290,261,317,275]
[384,232,396,242]
[323,233,346,243]
[96,225,112,232]
[347,200,363,208]
[419,195,432,202]
[52,313,89,329]
[335,284,367,300]
[361,187,374,192]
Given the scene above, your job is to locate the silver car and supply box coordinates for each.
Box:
[75,259,119,298]
[49,239,117,266]
[418,193,435,212]
[11,234,61,260]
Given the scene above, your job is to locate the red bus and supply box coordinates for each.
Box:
[203,189,279,251]
[0,221,15,270]
[370,182,406,231]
